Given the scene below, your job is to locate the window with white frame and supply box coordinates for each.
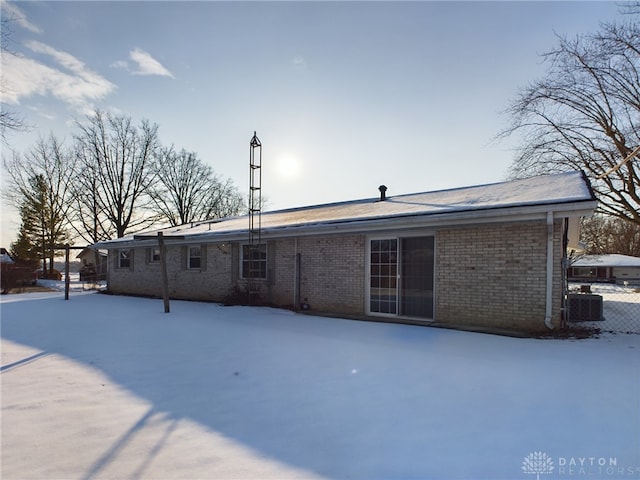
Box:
[188,246,201,270]
[242,244,267,279]
[148,247,160,263]
[118,249,131,269]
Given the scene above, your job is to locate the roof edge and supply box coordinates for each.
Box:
[95,199,597,249]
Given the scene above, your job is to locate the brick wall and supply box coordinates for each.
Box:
[107,235,367,314]
[296,235,366,314]
[435,220,564,332]
[107,220,565,333]
[267,238,295,306]
[107,243,233,301]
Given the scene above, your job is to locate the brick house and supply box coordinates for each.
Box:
[96,171,597,334]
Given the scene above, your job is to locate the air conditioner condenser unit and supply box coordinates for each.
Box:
[567,293,604,322]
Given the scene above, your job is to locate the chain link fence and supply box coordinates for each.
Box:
[566,282,640,335]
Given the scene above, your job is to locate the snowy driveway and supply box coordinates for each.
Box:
[1,292,639,479]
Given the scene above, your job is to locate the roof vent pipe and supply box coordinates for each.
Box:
[378,185,387,201]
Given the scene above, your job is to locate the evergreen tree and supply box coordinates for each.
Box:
[4,135,75,274]
[10,213,41,265]
[10,174,70,274]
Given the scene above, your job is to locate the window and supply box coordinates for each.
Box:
[148,247,160,263]
[188,246,201,270]
[572,267,594,277]
[118,249,131,269]
[242,244,267,279]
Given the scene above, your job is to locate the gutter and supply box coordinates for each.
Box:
[544,211,555,330]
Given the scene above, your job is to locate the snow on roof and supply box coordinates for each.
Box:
[1,253,15,264]
[100,171,596,246]
[75,247,107,259]
[571,254,640,268]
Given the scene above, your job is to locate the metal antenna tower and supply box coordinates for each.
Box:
[248,131,262,283]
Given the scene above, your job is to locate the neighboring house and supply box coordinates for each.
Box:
[1,248,15,264]
[568,254,640,285]
[76,247,108,281]
[96,171,597,334]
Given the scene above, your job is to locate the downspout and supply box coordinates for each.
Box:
[544,211,555,330]
[560,218,570,330]
[293,237,299,310]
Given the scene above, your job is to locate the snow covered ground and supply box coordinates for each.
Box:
[1,291,639,480]
[38,272,107,293]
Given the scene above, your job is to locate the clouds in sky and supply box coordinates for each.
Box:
[292,55,307,70]
[2,41,116,114]
[1,1,114,114]
[112,48,174,78]
[1,1,172,117]
[0,0,41,34]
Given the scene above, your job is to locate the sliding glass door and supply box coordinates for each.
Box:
[369,236,434,319]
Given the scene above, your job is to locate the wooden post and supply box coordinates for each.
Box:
[64,244,70,300]
[158,232,170,313]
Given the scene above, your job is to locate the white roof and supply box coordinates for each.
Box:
[571,254,640,268]
[98,171,596,247]
[75,247,107,259]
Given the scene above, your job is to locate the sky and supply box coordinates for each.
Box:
[0,0,625,248]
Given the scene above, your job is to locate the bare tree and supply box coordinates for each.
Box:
[74,110,159,238]
[581,214,640,257]
[0,106,27,143]
[1,17,28,143]
[621,2,640,15]
[69,141,113,244]
[202,177,245,220]
[500,12,640,225]
[149,147,244,226]
[4,135,76,272]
